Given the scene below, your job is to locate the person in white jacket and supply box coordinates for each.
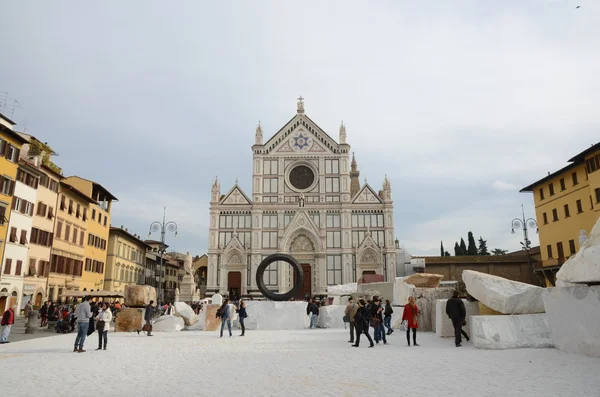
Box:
[95,303,113,351]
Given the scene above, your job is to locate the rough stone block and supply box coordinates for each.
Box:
[403,273,444,288]
[469,314,553,349]
[173,302,198,326]
[211,293,223,305]
[204,304,222,331]
[542,285,600,358]
[463,270,544,314]
[115,308,144,332]
[478,302,503,315]
[243,301,310,330]
[317,305,346,329]
[435,299,480,337]
[327,283,357,296]
[556,217,600,283]
[124,285,157,308]
[153,315,184,332]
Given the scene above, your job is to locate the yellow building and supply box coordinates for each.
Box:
[63,176,117,293]
[0,113,28,313]
[105,226,151,295]
[521,142,600,285]
[48,182,94,302]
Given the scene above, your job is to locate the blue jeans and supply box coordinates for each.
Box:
[74,322,89,349]
[220,317,232,337]
[309,314,318,328]
[374,323,387,343]
[384,316,392,333]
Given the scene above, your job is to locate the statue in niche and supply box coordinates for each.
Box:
[299,194,305,207]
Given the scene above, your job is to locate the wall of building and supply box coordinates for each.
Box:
[533,161,600,266]
[424,257,534,285]
[104,228,147,294]
[47,187,88,302]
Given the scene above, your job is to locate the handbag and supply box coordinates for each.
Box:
[343,315,350,323]
[400,320,408,331]
[369,318,381,328]
[96,320,106,332]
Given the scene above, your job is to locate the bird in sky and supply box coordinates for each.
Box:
[576,5,581,8]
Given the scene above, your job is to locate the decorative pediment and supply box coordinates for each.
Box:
[261,114,340,155]
[356,231,382,264]
[281,210,323,252]
[352,184,383,204]
[222,233,247,266]
[220,185,252,205]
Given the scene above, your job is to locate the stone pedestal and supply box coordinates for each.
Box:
[179,275,200,303]
[25,310,40,334]
[469,314,553,349]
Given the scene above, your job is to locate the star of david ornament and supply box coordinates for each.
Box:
[292,133,311,151]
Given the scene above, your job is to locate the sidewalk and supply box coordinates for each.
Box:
[2,317,59,343]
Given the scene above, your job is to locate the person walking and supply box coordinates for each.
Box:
[95,303,112,350]
[219,299,232,337]
[344,297,359,344]
[402,296,419,346]
[352,299,374,348]
[384,300,394,335]
[141,300,155,336]
[370,297,387,345]
[24,301,33,319]
[74,296,93,352]
[306,299,319,329]
[237,299,248,336]
[446,290,469,347]
[0,305,16,344]
[40,302,48,327]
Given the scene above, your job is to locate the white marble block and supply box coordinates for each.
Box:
[317,305,346,329]
[211,293,223,305]
[463,270,545,314]
[327,283,357,296]
[435,299,480,337]
[469,314,553,349]
[173,302,198,326]
[153,315,185,332]
[542,285,600,358]
[555,217,600,283]
[242,301,310,330]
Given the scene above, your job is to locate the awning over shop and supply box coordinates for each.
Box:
[59,290,124,298]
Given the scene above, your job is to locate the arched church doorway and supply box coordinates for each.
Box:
[35,292,43,307]
[228,271,241,299]
[293,263,312,299]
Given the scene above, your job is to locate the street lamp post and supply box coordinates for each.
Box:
[511,204,538,284]
[148,207,177,304]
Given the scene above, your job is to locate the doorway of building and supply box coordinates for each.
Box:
[35,292,43,307]
[0,295,6,314]
[9,291,17,310]
[293,264,312,299]
[228,271,241,299]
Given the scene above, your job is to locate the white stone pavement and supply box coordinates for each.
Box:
[1,330,599,397]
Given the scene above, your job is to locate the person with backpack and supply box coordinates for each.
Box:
[217,299,232,337]
[384,299,394,335]
[352,299,374,348]
[140,300,154,336]
[370,297,387,345]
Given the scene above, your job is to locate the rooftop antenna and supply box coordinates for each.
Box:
[0,92,8,111]
[9,99,21,118]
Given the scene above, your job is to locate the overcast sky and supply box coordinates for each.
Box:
[1,1,598,256]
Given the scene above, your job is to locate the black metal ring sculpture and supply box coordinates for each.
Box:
[256,253,304,301]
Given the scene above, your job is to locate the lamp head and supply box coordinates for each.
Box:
[175,231,178,237]
[511,228,515,234]
[148,232,152,238]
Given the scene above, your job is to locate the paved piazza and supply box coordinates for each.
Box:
[1,330,599,396]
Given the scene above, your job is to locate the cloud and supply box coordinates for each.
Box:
[492,180,518,191]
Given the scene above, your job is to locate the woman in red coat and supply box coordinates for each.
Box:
[402,296,419,346]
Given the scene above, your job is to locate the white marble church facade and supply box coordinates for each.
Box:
[206,98,396,299]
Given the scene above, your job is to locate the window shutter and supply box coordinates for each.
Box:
[9,180,14,196]
[11,197,17,210]
[15,260,22,276]
[4,259,12,274]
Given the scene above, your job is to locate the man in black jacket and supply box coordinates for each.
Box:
[141,300,154,336]
[446,290,469,347]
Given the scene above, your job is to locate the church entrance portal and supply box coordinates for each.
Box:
[293,263,312,299]
[228,271,241,299]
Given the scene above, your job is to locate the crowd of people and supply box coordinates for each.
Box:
[340,290,470,348]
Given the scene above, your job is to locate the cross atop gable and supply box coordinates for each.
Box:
[220,185,252,205]
[352,184,383,204]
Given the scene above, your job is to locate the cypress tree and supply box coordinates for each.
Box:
[460,238,467,255]
[478,237,490,255]
[440,241,445,256]
[467,231,478,255]
[454,242,460,256]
